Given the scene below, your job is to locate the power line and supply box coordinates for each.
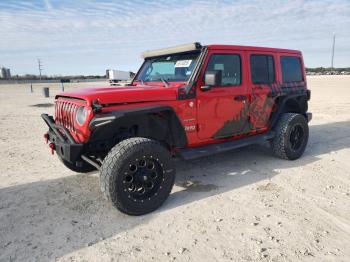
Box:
[38,59,43,80]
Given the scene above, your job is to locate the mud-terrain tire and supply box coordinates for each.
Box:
[100,137,175,215]
[58,155,96,173]
[271,113,309,160]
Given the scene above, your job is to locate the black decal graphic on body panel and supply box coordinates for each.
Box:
[212,83,307,139]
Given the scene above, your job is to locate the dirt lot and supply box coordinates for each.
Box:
[0,76,349,262]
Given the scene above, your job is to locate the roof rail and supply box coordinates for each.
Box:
[141,42,202,59]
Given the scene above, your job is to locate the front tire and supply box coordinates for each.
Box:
[100,137,175,215]
[271,113,309,160]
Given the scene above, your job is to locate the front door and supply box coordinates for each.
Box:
[197,50,250,140]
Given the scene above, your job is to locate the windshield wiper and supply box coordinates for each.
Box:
[134,79,146,86]
[159,76,170,87]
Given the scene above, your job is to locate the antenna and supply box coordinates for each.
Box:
[331,35,335,69]
[38,59,43,80]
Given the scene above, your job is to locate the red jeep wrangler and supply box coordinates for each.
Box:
[42,43,312,215]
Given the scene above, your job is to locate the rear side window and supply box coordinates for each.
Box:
[280,56,303,82]
[250,55,275,84]
[206,54,241,86]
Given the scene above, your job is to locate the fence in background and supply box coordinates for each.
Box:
[0,78,107,85]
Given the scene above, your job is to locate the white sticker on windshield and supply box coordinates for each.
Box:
[175,60,192,68]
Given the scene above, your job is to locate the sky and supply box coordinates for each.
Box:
[0,0,349,76]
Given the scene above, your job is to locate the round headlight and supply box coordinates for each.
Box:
[76,106,88,126]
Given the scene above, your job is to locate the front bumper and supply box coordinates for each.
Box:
[41,114,83,163]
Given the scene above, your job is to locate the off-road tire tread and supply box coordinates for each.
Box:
[271,113,308,160]
[100,137,174,215]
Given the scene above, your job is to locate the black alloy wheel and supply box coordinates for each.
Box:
[289,124,305,151]
[271,113,309,160]
[100,137,175,215]
[122,156,164,202]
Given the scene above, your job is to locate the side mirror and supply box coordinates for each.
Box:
[201,70,222,91]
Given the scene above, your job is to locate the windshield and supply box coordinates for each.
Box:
[135,52,200,82]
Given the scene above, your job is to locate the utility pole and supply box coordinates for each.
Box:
[38,59,43,80]
[331,35,335,69]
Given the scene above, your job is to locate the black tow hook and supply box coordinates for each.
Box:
[49,143,55,155]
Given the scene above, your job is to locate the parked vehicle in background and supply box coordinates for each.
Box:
[42,42,312,215]
[106,69,132,85]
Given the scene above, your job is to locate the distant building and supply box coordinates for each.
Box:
[6,68,11,78]
[0,68,6,78]
[0,67,11,79]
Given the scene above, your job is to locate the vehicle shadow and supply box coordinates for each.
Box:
[0,121,349,261]
[166,120,350,211]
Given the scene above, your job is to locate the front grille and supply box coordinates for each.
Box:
[55,99,80,131]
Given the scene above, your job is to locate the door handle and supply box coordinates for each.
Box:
[234,95,247,101]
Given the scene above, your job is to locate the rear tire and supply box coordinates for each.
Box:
[58,156,96,173]
[271,113,309,160]
[100,137,175,215]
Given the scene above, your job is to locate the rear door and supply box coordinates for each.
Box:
[196,50,250,139]
[247,52,278,131]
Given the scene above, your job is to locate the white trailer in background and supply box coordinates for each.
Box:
[106,69,131,85]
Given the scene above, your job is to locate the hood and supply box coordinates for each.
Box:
[56,85,178,105]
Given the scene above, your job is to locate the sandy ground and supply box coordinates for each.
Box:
[0,76,349,262]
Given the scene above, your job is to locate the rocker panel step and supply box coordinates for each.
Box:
[178,131,275,160]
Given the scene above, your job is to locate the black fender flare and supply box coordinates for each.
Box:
[269,93,309,129]
[89,105,187,148]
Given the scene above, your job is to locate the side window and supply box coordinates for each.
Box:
[206,54,241,86]
[280,56,303,82]
[250,55,275,84]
